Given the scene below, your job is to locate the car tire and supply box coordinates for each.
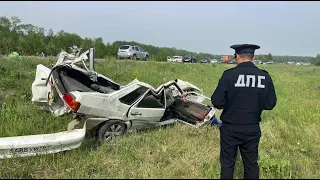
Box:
[132,54,137,60]
[96,120,127,143]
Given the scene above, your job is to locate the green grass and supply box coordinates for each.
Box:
[0,57,320,178]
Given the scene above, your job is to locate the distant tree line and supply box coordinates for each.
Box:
[0,16,319,65]
[310,54,320,66]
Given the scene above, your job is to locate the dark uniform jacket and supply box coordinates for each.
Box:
[211,61,277,125]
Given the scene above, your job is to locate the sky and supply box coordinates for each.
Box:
[0,1,319,56]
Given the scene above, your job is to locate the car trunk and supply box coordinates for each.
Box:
[51,66,120,96]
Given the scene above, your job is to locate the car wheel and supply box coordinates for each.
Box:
[132,54,137,60]
[97,120,127,143]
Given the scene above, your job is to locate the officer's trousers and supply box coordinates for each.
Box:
[219,123,261,179]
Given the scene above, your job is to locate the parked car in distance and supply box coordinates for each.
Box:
[253,60,262,65]
[200,57,210,63]
[117,45,149,61]
[182,55,198,63]
[191,56,198,63]
[183,55,192,63]
[214,59,222,64]
[171,56,183,63]
[221,56,232,63]
[210,59,218,64]
[267,61,273,64]
[228,59,236,64]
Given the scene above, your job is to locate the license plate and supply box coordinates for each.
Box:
[9,146,50,154]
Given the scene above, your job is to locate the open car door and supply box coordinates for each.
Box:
[127,89,166,129]
[31,64,52,103]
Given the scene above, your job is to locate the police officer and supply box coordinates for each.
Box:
[211,44,277,179]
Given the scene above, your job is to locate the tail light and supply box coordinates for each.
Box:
[63,93,81,111]
[129,48,132,52]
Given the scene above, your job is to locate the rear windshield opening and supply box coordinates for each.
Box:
[119,46,130,50]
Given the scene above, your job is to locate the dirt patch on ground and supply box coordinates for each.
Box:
[0,87,15,100]
[95,58,105,62]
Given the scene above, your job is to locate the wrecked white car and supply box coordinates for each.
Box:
[0,47,221,159]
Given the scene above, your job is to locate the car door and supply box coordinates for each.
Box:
[127,89,166,129]
[31,64,52,103]
[134,46,142,59]
[139,47,145,59]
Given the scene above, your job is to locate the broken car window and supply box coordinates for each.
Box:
[119,86,148,105]
[137,91,164,108]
